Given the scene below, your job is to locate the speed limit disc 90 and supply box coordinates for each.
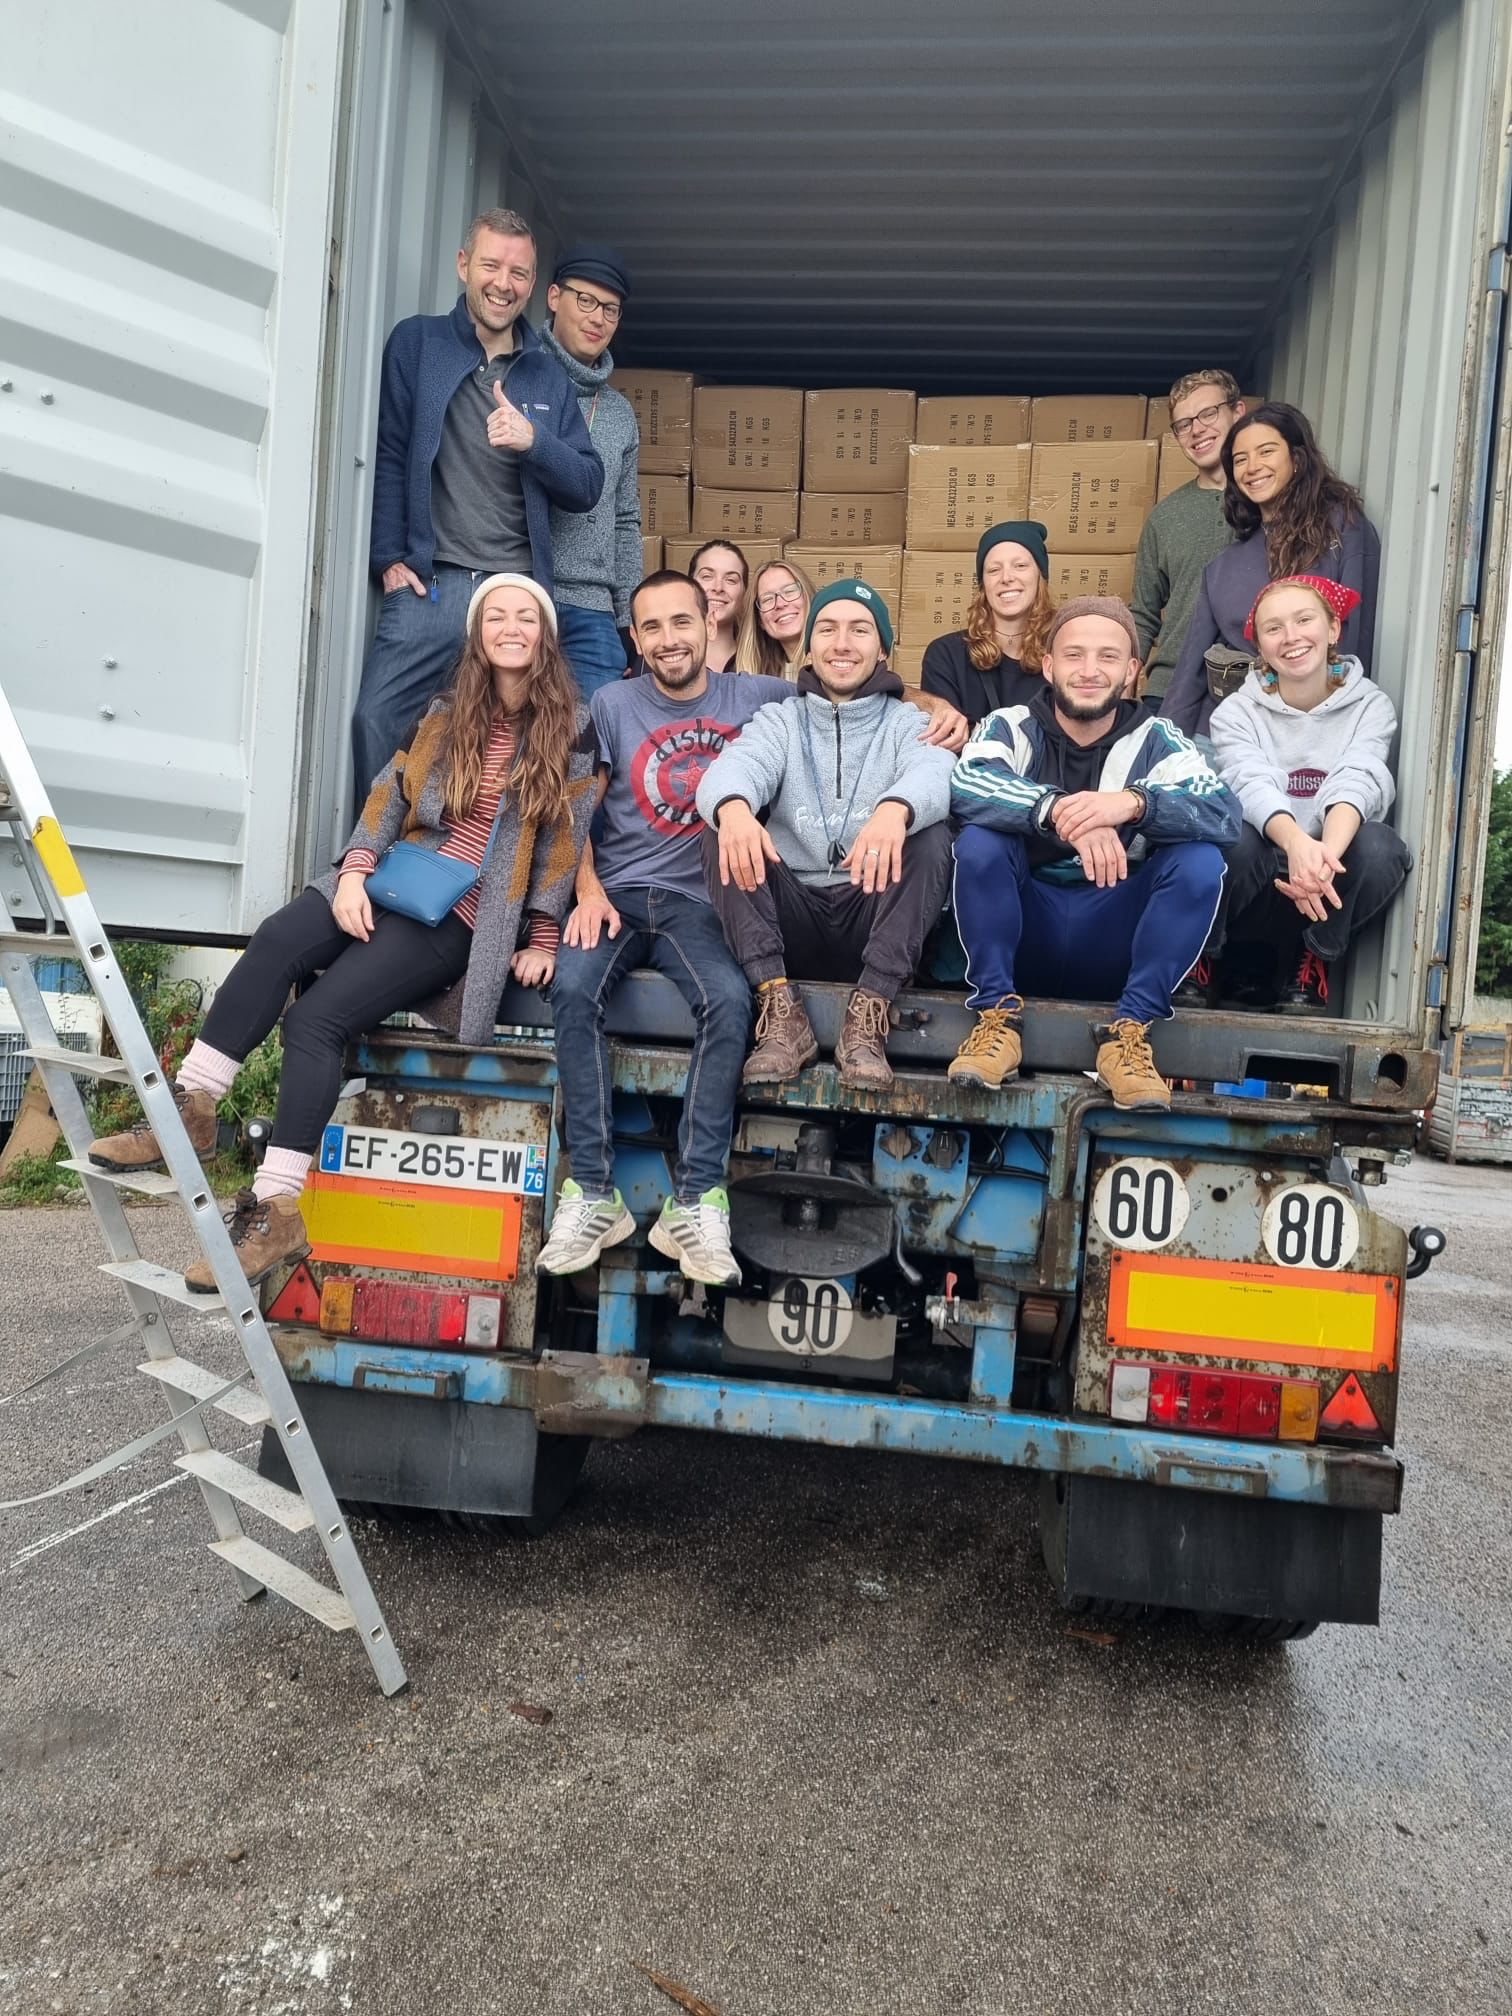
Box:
[1092,1158,1191,1251]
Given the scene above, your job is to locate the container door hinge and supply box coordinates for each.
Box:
[1454,606,1479,654]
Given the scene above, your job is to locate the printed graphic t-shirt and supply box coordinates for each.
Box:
[590,671,795,902]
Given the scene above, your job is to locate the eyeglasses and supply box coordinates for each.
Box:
[1171,400,1234,440]
[756,582,805,613]
[561,287,621,323]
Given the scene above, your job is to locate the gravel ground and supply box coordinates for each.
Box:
[0,1154,1508,2015]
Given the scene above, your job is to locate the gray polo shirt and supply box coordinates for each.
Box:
[430,349,532,574]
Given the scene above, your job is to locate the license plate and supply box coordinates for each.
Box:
[318,1124,546,1195]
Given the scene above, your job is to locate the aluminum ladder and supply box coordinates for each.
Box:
[0,684,406,1695]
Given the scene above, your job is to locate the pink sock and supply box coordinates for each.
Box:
[253,1147,311,1203]
[178,1039,240,1099]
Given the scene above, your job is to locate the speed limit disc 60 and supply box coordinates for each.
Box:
[1092,1158,1191,1251]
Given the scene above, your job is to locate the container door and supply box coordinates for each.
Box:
[0,0,345,936]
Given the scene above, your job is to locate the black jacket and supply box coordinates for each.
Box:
[920,631,1045,728]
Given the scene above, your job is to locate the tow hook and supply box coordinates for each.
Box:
[1406,1225,1447,1279]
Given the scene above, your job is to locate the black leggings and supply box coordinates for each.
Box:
[200,887,472,1153]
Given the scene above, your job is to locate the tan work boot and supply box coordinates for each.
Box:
[88,1081,218,1172]
[948,996,1025,1088]
[1095,1018,1172,1111]
[835,989,894,1090]
[742,982,819,1085]
[185,1189,309,1294]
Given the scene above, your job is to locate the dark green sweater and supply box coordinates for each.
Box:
[1131,481,1231,696]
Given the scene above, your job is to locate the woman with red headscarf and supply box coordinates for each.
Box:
[1207,574,1410,1013]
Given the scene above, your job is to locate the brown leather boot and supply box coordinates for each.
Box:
[742,981,819,1086]
[185,1190,310,1294]
[1095,1019,1171,1111]
[835,989,894,1090]
[88,1081,218,1172]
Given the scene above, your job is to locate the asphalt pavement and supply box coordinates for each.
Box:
[0,1154,1508,2015]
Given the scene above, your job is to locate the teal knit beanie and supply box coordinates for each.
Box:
[803,577,895,656]
[975,519,1050,583]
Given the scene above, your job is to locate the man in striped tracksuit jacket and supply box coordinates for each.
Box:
[946,596,1240,1111]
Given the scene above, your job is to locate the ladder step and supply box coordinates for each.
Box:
[24,1042,130,1082]
[102,1256,225,1311]
[59,1157,179,1197]
[207,1536,356,1631]
[175,1450,314,1532]
[0,931,74,957]
[137,1354,272,1426]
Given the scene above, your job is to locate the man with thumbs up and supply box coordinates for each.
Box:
[354,207,605,793]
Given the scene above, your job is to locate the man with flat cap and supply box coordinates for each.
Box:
[540,245,644,698]
[352,207,604,793]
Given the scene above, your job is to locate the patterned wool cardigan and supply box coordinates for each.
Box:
[313,698,598,1046]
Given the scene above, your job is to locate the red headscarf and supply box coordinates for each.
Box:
[1244,573,1362,642]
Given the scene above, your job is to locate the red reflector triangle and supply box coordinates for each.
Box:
[266,1261,322,1325]
[1318,1372,1381,1436]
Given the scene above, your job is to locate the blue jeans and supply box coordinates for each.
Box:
[952,827,1226,1024]
[557,603,628,702]
[549,886,752,1202]
[351,565,494,799]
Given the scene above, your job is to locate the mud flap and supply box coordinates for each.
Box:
[258,1383,589,1527]
[1038,1471,1382,1626]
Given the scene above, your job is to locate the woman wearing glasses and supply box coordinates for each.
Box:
[1162,401,1381,737]
[687,539,749,674]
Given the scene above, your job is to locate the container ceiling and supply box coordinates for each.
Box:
[451,0,1424,390]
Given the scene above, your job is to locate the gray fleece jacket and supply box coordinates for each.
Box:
[694,668,956,885]
[538,324,642,624]
[1209,656,1398,837]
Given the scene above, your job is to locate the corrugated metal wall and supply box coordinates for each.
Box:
[1254,0,1509,1025]
[0,0,344,935]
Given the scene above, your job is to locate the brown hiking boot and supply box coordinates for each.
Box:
[1095,1018,1171,1111]
[88,1081,218,1172]
[948,996,1025,1088]
[742,982,819,1085]
[185,1190,310,1294]
[835,989,894,1090]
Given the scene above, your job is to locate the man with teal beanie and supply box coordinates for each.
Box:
[695,579,956,1089]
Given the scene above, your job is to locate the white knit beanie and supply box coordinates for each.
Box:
[465,572,559,637]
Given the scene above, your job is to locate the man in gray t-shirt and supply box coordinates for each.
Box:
[539,573,795,1291]
[429,351,533,575]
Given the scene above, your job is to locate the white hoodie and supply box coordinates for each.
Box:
[1209,655,1398,839]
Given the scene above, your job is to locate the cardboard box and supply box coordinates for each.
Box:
[637,474,691,538]
[611,369,694,474]
[798,491,907,547]
[915,396,1032,448]
[892,640,928,686]
[898,551,975,650]
[905,444,1033,550]
[689,487,800,542]
[1047,552,1138,602]
[640,535,663,576]
[1031,395,1148,443]
[1028,441,1158,552]
[782,542,903,611]
[692,386,803,491]
[1144,397,1171,439]
[1156,435,1197,501]
[664,536,786,574]
[801,389,916,492]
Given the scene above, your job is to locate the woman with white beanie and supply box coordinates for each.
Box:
[88,574,597,1286]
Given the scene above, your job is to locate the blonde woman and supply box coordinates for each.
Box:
[89,575,597,1286]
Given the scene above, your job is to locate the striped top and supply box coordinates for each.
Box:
[343,714,559,946]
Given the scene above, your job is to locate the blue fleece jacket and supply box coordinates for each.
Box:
[368,295,605,595]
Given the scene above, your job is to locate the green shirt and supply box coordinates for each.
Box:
[1131,481,1232,696]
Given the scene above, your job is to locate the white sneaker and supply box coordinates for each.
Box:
[648,1187,742,1286]
[536,1179,637,1275]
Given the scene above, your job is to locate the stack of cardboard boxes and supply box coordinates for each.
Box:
[611,368,1259,682]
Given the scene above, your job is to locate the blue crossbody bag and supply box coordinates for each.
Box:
[365,797,508,927]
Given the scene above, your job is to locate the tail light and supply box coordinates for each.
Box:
[1109,1362,1319,1442]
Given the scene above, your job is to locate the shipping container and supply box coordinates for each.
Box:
[1,0,1508,1069]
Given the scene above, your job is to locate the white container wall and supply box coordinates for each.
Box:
[0,0,344,935]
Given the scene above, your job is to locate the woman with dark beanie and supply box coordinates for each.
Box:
[1161,402,1380,736]
[920,520,1058,728]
